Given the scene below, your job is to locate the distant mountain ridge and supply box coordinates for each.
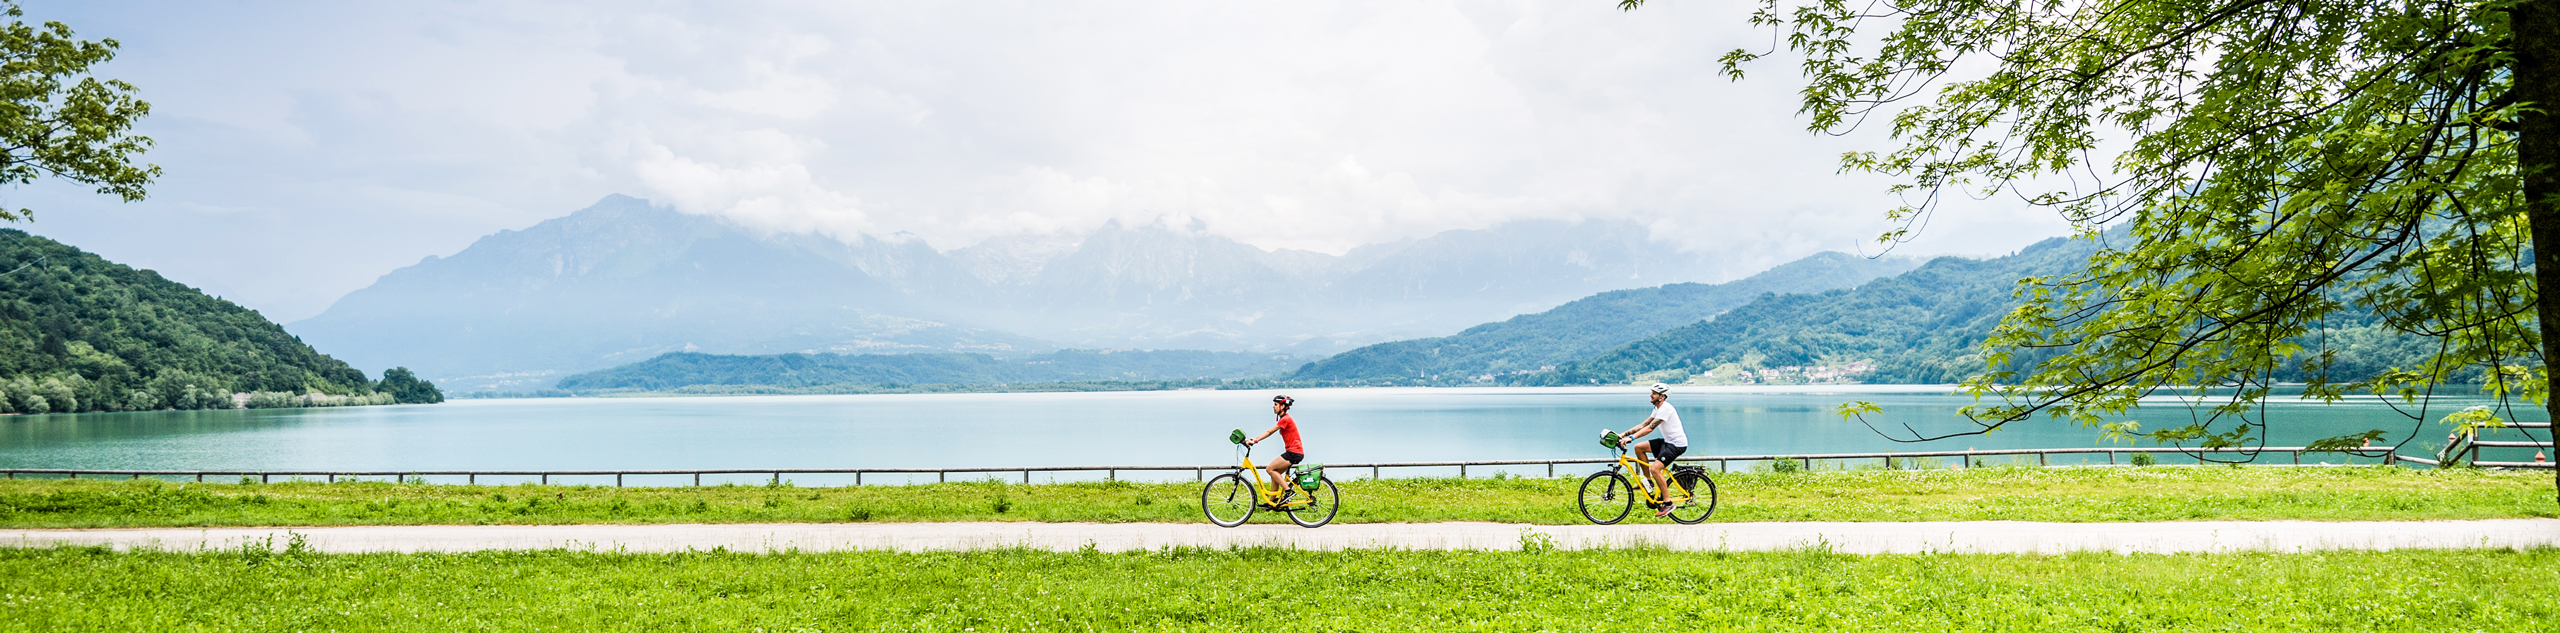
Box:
[555,349,1316,392]
[1504,230,2449,387]
[1506,236,2106,387]
[295,195,1767,390]
[1289,251,1923,385]
[291,196,1045,391]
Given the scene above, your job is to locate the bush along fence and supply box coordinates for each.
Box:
[2,445,2523,488]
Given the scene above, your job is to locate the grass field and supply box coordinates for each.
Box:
[0,544,2550,631]
[2,466,2549,528]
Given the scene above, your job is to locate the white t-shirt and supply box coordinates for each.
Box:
[1650,402,1688,448]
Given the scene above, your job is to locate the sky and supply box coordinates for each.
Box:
[8,0,2070,323]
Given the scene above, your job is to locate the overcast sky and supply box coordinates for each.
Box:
[9,1,2068,322]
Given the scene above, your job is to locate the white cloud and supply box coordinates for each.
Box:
[619,129,868,239]
[11,0,2071,321]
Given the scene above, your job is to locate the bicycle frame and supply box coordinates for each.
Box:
[1602,447,1695,506]
[1234,443,1313,508]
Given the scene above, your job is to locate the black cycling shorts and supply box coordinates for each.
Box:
[1280,451,1304,465]
[1646,439,1687,465]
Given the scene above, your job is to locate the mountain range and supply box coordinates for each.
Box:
[1508,235,2107,387]
[555,349,1316,392]
[1289,251,1922,385]
[293,195,1767,390]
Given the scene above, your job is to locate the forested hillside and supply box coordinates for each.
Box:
[553,349,1317,392]
[0,230,438,413]
[1513,235,2440,386]
[1288,252,1920,385]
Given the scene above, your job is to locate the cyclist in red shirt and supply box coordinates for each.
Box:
[1244,394,1304,497]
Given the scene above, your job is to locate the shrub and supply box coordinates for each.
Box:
[121,389,159,411]
[37,378,76,414]
[2131,453,2157,467]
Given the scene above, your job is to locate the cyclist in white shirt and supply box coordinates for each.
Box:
[1615,383,1689,517]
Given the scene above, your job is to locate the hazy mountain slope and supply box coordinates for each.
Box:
[1511,237,2105,386]
[880,216,1751,352]
[993,219,1306,348]
[555,349,1316,391]
[0,230,387,411]
[293,195,1044,390]
[1335,219,1712,307]
[1289,251,1922,384]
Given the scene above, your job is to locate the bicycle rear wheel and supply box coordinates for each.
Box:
[1284,476,1339,528]
[1667,468,1718,524]
[1577,471,1634,525]
[1201,473,1256,527]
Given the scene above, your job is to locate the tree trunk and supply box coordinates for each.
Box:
[2517,0,2559,501]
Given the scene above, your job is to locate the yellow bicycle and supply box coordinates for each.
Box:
[1579,429,1717,525]
[1201,429,1338,528]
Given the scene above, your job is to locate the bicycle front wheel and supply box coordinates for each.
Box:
[1284,476,1340,528]
[1202,473,1256,527]
[1578,471,1634,525]
[1667,468,1719,525]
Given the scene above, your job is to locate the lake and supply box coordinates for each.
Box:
[0,386,2532,484]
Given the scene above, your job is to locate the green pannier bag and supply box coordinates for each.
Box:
[1295,464,1325,492]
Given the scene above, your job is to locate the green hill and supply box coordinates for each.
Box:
[1287,251,1921,385]
[1512,235,2441,387]
[552,349,1318,392]
[0,229,437,413]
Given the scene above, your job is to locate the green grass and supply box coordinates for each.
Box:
[0,545,2551,631]
[1,466,2549,528]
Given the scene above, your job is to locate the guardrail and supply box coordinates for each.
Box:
[2,445,2487,486]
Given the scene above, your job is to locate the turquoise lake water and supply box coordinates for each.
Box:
[0,386,2539,484]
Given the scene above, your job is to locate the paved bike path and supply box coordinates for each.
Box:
[7,520,2558,554]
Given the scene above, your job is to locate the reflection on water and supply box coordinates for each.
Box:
[0,385,2532,472]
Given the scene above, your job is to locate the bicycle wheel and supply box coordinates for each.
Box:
[1578,471,1634,525]
[1667,468,1719,525]
[1284,476,1340,528]
[1201,473,1256,527]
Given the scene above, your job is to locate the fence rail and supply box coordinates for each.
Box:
[3,445,2501,486]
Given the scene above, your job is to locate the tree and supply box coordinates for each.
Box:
[1622,0,2557,479]
[0,1,158,222]
[378,367,444,405]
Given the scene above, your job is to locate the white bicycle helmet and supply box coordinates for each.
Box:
[1649,383,1672,395]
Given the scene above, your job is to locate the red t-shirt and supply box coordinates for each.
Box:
[1275,414,1303,455]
